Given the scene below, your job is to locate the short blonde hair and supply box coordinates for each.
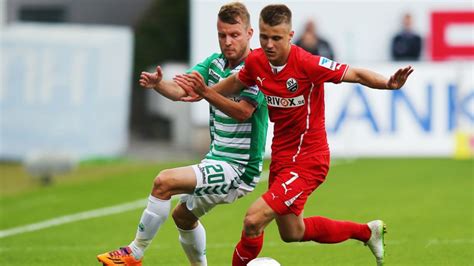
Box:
[218,2,251,28]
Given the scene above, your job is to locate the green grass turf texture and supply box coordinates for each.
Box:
[0,158,472,265]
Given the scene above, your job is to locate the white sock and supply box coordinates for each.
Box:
[178,221,208,266]
[129,195,170,259]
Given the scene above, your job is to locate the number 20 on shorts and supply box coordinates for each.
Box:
[204,164,225,184]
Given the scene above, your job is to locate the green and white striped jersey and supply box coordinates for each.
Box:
[189,53,268,187]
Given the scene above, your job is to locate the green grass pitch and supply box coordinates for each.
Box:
[0,158,472,265]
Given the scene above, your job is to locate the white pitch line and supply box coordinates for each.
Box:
[0,199,147,239]
[0,160,354,239]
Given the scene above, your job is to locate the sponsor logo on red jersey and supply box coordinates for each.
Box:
[265,95,305,108]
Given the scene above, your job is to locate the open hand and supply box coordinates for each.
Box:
[139,66,163,88]
[387,65,414,89]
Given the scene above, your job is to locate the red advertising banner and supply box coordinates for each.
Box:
[430,11,474,61]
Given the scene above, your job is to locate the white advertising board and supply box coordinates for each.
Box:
[326,62,473,157]
[0,24,133,160]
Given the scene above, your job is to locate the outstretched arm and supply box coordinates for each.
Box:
[342,65,414,90]
[175,72,256,122]
[139,66,199,101]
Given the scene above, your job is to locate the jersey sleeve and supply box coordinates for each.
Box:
[237,54,257,87]
[303,55,349,84]
[239,85,261,107]
[187,53,219,83]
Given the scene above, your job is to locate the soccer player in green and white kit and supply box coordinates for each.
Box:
[97,2,268,266]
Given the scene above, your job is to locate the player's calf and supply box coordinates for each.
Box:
[172,203,199,230]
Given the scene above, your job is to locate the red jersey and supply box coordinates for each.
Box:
[238,45,348,163]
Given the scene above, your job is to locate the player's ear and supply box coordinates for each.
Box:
[247,27,254,40]
[289,30,295,41]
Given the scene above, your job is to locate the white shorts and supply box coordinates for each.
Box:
[179,159,255,218]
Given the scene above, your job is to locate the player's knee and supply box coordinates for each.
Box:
[243,214,263,236]
[152,170,173,198]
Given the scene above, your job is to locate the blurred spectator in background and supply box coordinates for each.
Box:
[295,20,335,60]
[391,13,422,61]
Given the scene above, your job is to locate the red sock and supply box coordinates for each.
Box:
[232,231,264,266]
[302,216,371,243]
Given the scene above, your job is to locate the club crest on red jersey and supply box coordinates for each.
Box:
[286,78,298,92]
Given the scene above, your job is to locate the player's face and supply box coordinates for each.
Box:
[217,18,253,66]
[259,21,294,66]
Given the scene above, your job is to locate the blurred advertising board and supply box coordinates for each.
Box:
[325,62,473,157]
[0,24,133,160]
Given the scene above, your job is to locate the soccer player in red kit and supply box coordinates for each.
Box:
[175,4,413,266]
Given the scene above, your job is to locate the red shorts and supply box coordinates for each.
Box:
[262,155,330,216]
